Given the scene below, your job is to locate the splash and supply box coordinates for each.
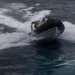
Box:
[59,21,75,42]
[0,3,51,49]
[0,3,51,33]
[0,32,31,50]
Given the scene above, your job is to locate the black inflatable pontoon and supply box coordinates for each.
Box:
[31,17,65,40]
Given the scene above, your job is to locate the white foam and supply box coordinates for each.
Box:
[63,21,75,27]
[0,32,30,50]
[59,21,75,42]
[0,5,51,50]
[35,3,40,6]
[30,10,51,21]
[0,14,25,31]
[0,7,51,33]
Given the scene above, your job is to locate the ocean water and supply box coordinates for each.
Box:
[0,0,75,75]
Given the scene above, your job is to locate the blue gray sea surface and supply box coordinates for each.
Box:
[0,0,75,75]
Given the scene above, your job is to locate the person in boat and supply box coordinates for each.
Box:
[31,18,46,31]
[31,20,40,31]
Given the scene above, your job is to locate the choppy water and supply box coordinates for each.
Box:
[0,0,75,75]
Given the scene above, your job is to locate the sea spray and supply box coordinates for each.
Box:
[0,8,51,33]
[59,21,75,42]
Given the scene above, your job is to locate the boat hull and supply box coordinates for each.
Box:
[34,27,61,40]
[33,18,65,34]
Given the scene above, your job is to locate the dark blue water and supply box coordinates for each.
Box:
[0,0,75,75]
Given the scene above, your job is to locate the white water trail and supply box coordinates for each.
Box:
[0,32,31,50]
[0,7,51,33]
[0,4,51,49]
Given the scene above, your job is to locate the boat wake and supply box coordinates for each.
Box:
[0,3,51,33]
[0,3,51,49]
[0,3,75,49]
